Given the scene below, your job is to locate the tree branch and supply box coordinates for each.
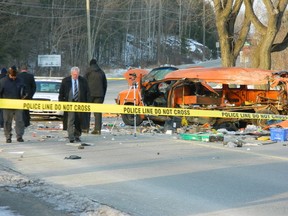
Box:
[222,0,233,17]
[234,12,251,56]
[271,33,288,52]
[244,0,266,34]
[231,0,243,16]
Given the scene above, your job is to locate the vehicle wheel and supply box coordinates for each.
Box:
[121,114,143,126]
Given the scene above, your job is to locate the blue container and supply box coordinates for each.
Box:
[270,128,288,141]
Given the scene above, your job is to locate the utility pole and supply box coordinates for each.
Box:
[86,0,92,61]
[157,0,162,65]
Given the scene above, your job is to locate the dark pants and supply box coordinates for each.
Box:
[22,110,31,127]
[0,109,3,128]
[67,112,82,141]
[3,109,25,139]
[63,111,89,131]
[90,97,104,131]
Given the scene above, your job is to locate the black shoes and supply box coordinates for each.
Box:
[17,137,24,142]
[6,138,24,143]
[70,140,74,143]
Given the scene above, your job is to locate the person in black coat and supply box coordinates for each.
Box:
[0,66,26,143]
[58,66,90,143]
[84,59,107,135]
[17,64,36,127]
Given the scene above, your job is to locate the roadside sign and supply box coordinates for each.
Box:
[38,55,61,67]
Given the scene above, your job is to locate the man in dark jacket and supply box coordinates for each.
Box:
[17,64,36,127]
[59,66,90,143]
[84,59,107,135]
[0,66,26,143]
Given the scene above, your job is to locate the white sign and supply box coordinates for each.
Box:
[38,55,61,67]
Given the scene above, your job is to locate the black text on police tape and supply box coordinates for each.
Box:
[23,103,90,112]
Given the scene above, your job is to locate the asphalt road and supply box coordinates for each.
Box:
[1,129,288,216]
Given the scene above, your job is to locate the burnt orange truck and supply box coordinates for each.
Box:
[115,66,288,129]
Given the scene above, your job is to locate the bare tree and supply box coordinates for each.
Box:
[245,0,288,69]
[271,13,288,70]
[213,0,251,67]
[213,0,288,69]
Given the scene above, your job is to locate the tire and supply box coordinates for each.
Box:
[121,114,143,126]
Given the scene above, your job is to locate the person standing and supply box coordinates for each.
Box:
[84,59,107,135]
[0,66,26,143]
[0,68,7,128]
[17,64,36,127]
[58,67,90,143]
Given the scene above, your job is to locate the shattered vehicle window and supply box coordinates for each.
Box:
[36,81,61,93]
[142,66,178,82]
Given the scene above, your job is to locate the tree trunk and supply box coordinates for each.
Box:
[252,35,276,69]
[214,0,249,67]
[244,0,288,69]
[217,21,236,67]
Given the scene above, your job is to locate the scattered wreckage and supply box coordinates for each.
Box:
[116,66,288,130]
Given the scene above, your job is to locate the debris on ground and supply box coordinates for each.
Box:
[29,117,288,149]
[173,121,288,148]
[64,155,82,160]
[100,118,288,149]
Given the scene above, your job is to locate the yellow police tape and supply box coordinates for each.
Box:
[1,98,288,120]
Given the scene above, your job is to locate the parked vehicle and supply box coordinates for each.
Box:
[30,77,64,119]
[116,66,287,129]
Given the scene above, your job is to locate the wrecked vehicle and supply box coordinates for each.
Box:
[116,66,288,130]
